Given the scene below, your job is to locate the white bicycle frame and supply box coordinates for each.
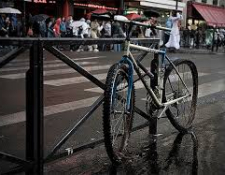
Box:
[124,40,191,118]
[112,15,192,118]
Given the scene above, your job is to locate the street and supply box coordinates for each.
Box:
[0,49,225,174]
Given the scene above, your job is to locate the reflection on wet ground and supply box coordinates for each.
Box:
[92,132,198,175]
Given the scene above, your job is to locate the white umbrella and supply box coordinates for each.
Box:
[0,7,21,14]
[71,20,84,28]
[71,21,85,36]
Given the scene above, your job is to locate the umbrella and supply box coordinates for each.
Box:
[71,20,85,28]
[125,13,142,20]
[31,14,49,23]
[91,13,111,20]
[87,9,109,19]
[0,7,21,14]
[91,9,108,14]
[125,13,148,21]
[143,10,160,18]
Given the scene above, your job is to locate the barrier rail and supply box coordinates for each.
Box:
[0,37,160,174]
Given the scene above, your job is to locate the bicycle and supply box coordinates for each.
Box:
[102,15,198,164]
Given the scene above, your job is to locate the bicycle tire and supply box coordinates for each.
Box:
[163,59,198,133]
[103,63,135,164]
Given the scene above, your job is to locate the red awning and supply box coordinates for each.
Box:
[193,3,225,27]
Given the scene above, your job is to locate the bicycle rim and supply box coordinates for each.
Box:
[103,63,135,163]
[164,59,198,132]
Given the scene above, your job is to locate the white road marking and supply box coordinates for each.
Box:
[0,61,97,72]
[1,78,225,127]
[0,65,111,79]
[45,73,107,86]
[44,67,151,86]
[198,79,225,98]
[141,79,225,101]
[10,56,106,63]
[0,96,99,127]
[85,72,209,93]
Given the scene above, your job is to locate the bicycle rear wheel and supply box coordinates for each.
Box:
[103,63,135,163]
[163,59,198,133]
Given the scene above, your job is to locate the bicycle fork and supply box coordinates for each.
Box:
[119,56,134,113]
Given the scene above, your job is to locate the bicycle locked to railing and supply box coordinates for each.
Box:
[95,14,199,164]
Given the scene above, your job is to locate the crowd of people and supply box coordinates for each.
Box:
[1,12,225,52]
[25,14,161,52]
[180,24,225,50]
[0,14,23,38]
[0,13,161,52]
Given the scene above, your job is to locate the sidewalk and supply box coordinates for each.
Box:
[177,47,224,54]
[44,100,225,175]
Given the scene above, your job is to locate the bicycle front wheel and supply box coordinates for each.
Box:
[163,59,198,133]
[103,63,135,163]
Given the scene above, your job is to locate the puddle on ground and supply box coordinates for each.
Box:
[89,132,198,175]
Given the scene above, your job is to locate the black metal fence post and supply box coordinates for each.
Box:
[26,40,44,174]
[0,37,160,173]
[149,42,158,145]
[149,45,158,140]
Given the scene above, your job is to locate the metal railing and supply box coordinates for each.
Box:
[0,37,160,174]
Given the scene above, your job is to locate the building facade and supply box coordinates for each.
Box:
[186,0,225,28]
[1,0,225,27]
[193,0,225,6]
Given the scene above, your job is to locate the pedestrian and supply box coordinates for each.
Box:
[90,18,100,52]
[53,18,62,50]
[101,19,112,51]
[60,17,67,37]
[39,20,47,37]
[77,18,90,52]
[53,18,61,37]
[112,21,125,52]
[46,17,55,38]
[16,18,23,37]
[86,20,92,52]
[165,11,183,50]
[163,17,172,46]
[195,27,200,49]
[66,15,73,37]
[0,14,7,37]
[65,15,75,51]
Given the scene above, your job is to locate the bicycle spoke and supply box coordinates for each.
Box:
[112,115,124,146]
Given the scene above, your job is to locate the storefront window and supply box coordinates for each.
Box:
[213,0,218,5]
[202,0,207,3]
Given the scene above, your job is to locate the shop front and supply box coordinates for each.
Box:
[2,0,123,20]
[73,0,120,20]
[1,0,64,17]
[187,1,225,28]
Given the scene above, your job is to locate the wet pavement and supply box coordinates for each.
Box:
[45,100,225,175]
[42,49,225,175]
[0,47,225,174]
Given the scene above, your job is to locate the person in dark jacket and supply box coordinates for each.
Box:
[112,21,125,52]
[0,15,7,37]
